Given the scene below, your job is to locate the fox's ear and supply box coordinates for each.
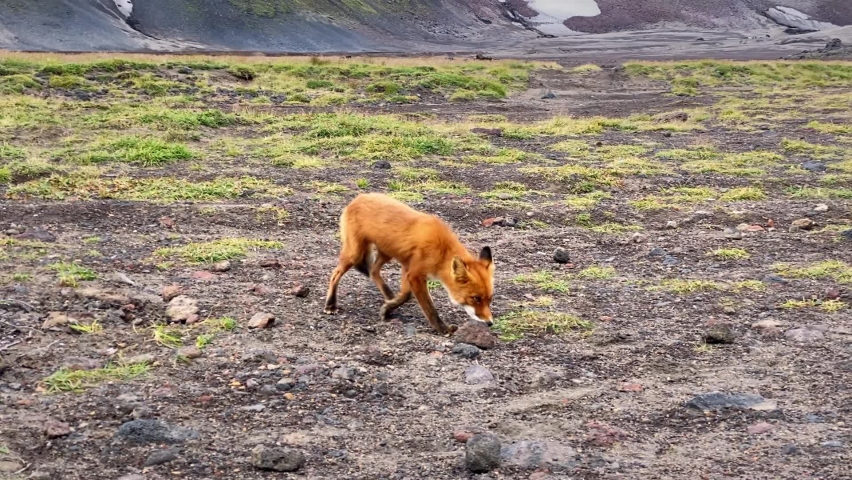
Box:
[451,256,469,281]
[479,246,492,265]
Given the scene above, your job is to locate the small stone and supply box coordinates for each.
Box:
[631,232,649,243]
[45,420,72,438]
[553,247,570,264]
[403,324,416,336]
[541,90,556,100]
[177,346,202,359]
[276,378,295,391]
[454,428,481,443]
[703,324,736,344]
[0,462,24,473]
[258,258,280,268]
[465,433,501,473]
[250,445,306,472]
[192,270,216,281]
[453,320,497,349]
[211,260,231,272]
[821,440,844,449]
[372,160,391,169]
[288,284,310,297]
[165,295,199,323]
[248,312,275,329]
[109,272,136,286]
[452,343,482,359]
[841,229,852,241]
[42,312,74,329]
[158,216,176,228]
[800,161,827,172]
[648,247,667,257]
[752,319,784,336]
[143,449,179,466]
[465,365,494,384]
[241,403,266,412]
[617,383,643,392]
[824,287,841,300]
[814,203,829,212]
[685,392,777,412]
[785,327,825,343]
[724,228,743,240]
[747,422,774,434]
[161,284,182,301]
[245,378,259,389]
[177,66,193,74]
[13,229,56,242]
[665,220,678,229]
[62,357,101,371]
[124,353,155,365]
[781,444,800,455]
[283,392,296,400]
[116,419,199,444]
[790,218,816,232]
[331,366,356,381]
[586,421,629,447]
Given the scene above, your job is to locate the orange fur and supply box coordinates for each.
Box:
[324,193,494,334]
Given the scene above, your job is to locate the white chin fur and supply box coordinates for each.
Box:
[463,305,488,323]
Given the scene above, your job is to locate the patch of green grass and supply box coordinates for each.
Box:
[807,121,852,135]
[779,298,846,312]
[42,362,149,393]
[355,178,369,189]
[493,309,592,341]
[720,186,766,201]
[12,272,31,282]
[576,265,616,280]
[733,280,765,292]
[571,64,602,74]
[651,279,722,294]
[708,248,750,260]
[564,191,611,210]
[217,316,238,331]
[787,186,852,200]
[195,333,215,349]
[513,271,570,293]
[69,320,103,335]
[631,186,716,210]
[152,324,183,348]
[782,138,840,159]
[9,172,290,202]
[550,139,591,158]
[70,136,196,166]
[138,109,238,130]
[49,262,97,287]
[155,238,282,264]
[0,74,41,94]
[308,181,349,195]
[480,181,529,200]
[773,260,852,283]
[48,74,90,89]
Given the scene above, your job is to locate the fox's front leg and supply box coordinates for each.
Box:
[409,274,457,335]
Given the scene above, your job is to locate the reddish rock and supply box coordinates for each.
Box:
[192,270,216,281]
[161,284,183,302]
[481,217,503,227]
[747,422,774,435]
[248,312,275,329]
[45,420,71,438]
[288,284,310,298]
[617,382,643,392]
[259,258,281,268]
[211,260,231,272]
[453,320,497,349]
[454,430,475,443]
[250,284,272,295]
[158,216,175,229]
[825,287,841,300]
[585,421,628,447]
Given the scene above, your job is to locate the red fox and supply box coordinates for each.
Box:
[324,193,494,335]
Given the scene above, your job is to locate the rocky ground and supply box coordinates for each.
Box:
[1,54,851,479]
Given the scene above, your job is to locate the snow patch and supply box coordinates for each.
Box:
[525,0,601,35]
[114,0,133,17]
[766,6,836,32]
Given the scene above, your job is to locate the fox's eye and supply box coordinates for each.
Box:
[471,296,481,304]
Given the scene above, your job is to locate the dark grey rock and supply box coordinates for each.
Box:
[800,161,827,172]
[465,433,501,473]
[648,247,667,257]
[541,90,556,100]
[250,445,305,472]
[841,229,852,241]
[143,449,179,467]
[452,343,482,359]
[685,392,777,412]
[821,440,845,449]
[703,324,736,344]
[372,160,391,169]
[331,366,356,381]
[781,443,800,455]
[116,420,199,444]
[553,247,570,264]
[785,327,825,343]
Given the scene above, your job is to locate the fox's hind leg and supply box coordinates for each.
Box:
[324,257,354,315]
[370,250,395,301]
[379,266,412,320]
[324,234,369,314]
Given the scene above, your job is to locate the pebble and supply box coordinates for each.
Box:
[747,422,774,434]
[500,440,576,470]
[617,382,643,392]
[211,260,231,272]
[465,433,501,473]
[785,327,825,343]
[116,419,199,444]
[45,420,72,438]
[789,218,816,232]
[258,258,281,268]
[403,324,416,337]
[800,161,827,172]
[814,203,829,212]
[42,312,74,329]
[842,229,852,241]
[781,444,800,455]
[288,284,310,297]
[0,462,23,473]
[161,284,182,301]
[372,160,391,169]
[124,353,155,365]
[165,295,199,323]
[248,312,275,328]
[250,445,306,472]
[631,232,649,243]
[665,220,678,229]
[453,320,497,349]
[143,449,179,466]
[685,392,777,412]
[191,270,216,281]
[752,319,784,336]
[331,366,356,381]
[824,287,841,300]
[276,378,295,391]
[821,440,845,449]
[241,404,266,412]
[465,365,494,384]
[177,346,202,359]
[452,343,482,359]
[553,247,570,264]
[703,324,736,344]
[723,228,743,240]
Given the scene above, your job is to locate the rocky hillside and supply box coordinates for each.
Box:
[0,0,850,53]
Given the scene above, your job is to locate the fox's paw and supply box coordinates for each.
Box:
[446,324,459,335]
[323,305,338,315]
[378,304,390,321]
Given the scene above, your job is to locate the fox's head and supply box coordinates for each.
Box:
[446,246,495,326]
